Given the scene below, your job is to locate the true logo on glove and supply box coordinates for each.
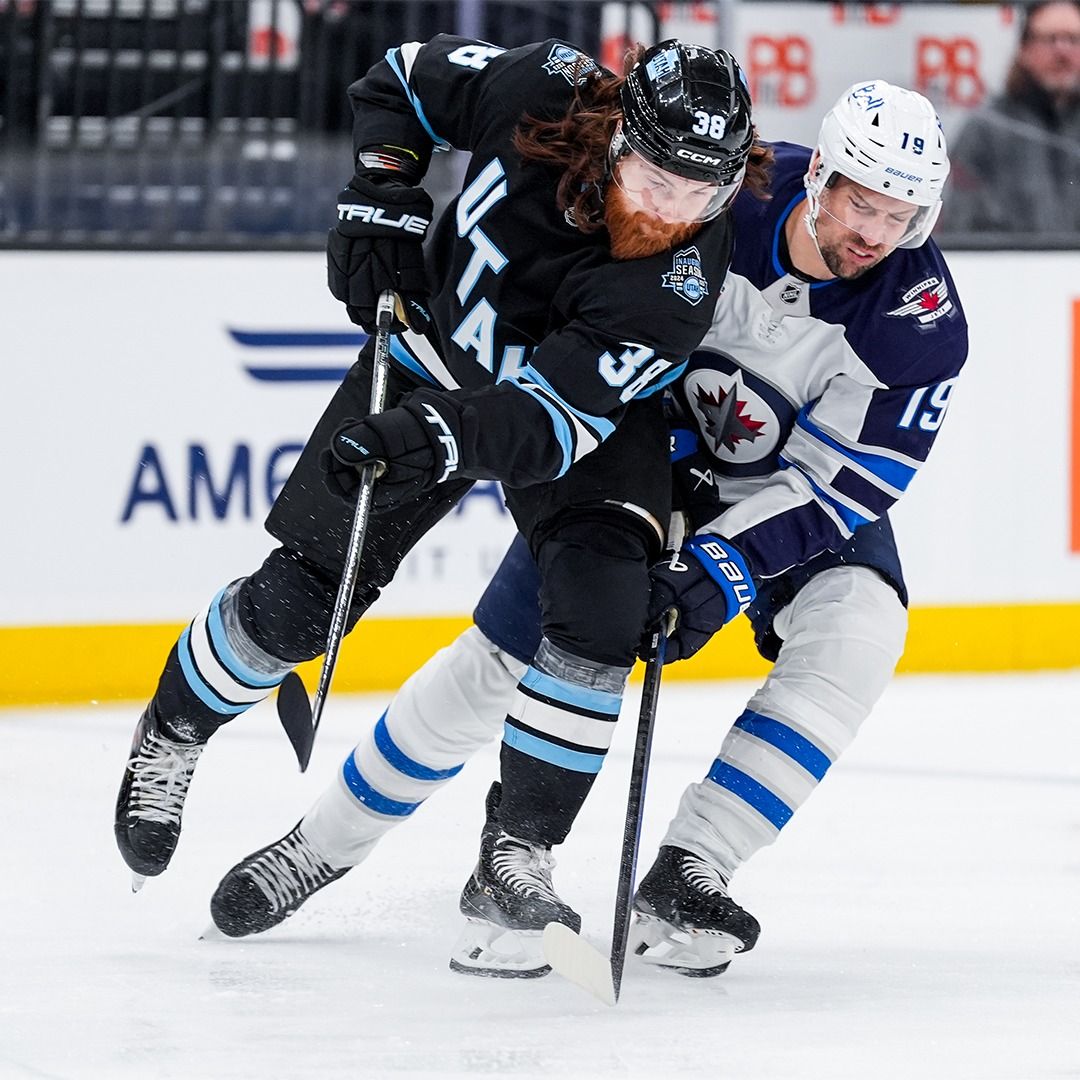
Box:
[336,203,431,235]
[420,403,460,483]
[337,434,370,455]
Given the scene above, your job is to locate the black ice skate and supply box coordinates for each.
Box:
[114,706,208,888]
[629,845,761,977]
[450,782,580,978]
[209,823,350,938]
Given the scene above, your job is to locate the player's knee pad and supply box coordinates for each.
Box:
[535,514,653,667]
[754,566,907,748]
[236,547,376,663]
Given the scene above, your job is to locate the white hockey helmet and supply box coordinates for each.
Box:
[805,80,950,249]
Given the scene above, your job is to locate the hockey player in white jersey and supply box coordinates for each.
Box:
[209,81,968,981]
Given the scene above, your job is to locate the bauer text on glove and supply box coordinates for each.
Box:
[644,534,756,662]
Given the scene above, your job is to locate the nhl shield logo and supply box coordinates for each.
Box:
[662,246,710,306]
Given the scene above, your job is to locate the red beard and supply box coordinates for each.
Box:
[604,183,701,260]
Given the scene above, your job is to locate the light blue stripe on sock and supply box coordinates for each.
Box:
[205,588,283,689]
[520,667,622,715]
[374,713,464,782]
[342,751,423,817]
[177,626,248,715]
[503,722,605,774]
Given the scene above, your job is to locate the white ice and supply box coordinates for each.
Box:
[2,673,1078,1080]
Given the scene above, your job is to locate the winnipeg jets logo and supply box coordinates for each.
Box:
[683,367,780,466]
[694,379,766,454]
[662,246,709,306]
[542,44,597,84]
[885,276,955,331]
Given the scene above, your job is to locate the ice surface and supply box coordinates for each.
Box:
[1,673,1078,1079]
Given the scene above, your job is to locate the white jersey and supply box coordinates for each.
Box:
[668,141,969,580]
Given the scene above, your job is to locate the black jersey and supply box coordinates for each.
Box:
[346,35,734,488]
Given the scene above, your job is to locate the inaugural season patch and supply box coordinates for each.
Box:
[885,276,955,330]
[542,44,597,84]
[662,246,709,306]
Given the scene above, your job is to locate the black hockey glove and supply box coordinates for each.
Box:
[644,534,757,662]
[323,391,460,512]
[327,171,433,334]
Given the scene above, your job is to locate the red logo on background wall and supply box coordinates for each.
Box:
[916,38,986,107]
[747,36,815,107]
[830,3,901,25]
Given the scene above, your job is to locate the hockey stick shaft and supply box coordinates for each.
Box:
[277,290,396,772]
[309,290,396,731]
[609,620,668,1001]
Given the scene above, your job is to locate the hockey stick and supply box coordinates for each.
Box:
[276,289,397,772]
[542,613,672,1006]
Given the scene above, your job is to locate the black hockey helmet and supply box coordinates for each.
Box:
[618,40,754,186]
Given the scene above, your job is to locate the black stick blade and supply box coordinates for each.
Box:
[276,672,315,772]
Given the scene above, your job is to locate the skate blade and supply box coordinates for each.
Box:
[629,913,737,977]
[448,918,549,979]
[131,873,147,893]
[542,922,616,1006]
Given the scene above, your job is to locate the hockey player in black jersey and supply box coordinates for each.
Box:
[114,37,767,899]
[207,80,969,983]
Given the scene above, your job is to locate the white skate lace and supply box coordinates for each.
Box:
[128,730,205,826]
[243,831,338,911]
[492,834,561,903]
[680,853,730,898]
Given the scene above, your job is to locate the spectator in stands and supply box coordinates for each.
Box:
[946,0,1080,235]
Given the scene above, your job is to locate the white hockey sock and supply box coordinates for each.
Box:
[662,567,907,878]
[301,626,524,866]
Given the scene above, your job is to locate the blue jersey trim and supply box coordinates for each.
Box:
[503,722,606,774]
[501,380,574,477]
[205,588,283,689]
[633,358,689,398]
[373,713,464,781]
[707,760,793,830]
[177,627,248,715]
[342,752,423,817]
[520,666,622,715]
[518,364,615,442]
[388,337,437,384]
[384,47,449,149]
[779,458,872,533]
[796,407,917,491]
[734,709,832,781]
[771,191,833,290]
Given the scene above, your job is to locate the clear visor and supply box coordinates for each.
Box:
[816,181,930,249]
[610,141,744,224]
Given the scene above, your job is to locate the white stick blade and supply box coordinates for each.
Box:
[542,922,616,1007]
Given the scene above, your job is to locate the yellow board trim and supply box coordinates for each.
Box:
[2,602,1078,708]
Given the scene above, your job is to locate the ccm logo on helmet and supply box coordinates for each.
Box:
[676,147,724,166]
[336,203,430,234]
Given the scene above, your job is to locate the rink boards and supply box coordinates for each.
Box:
[3,251,1079,704]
